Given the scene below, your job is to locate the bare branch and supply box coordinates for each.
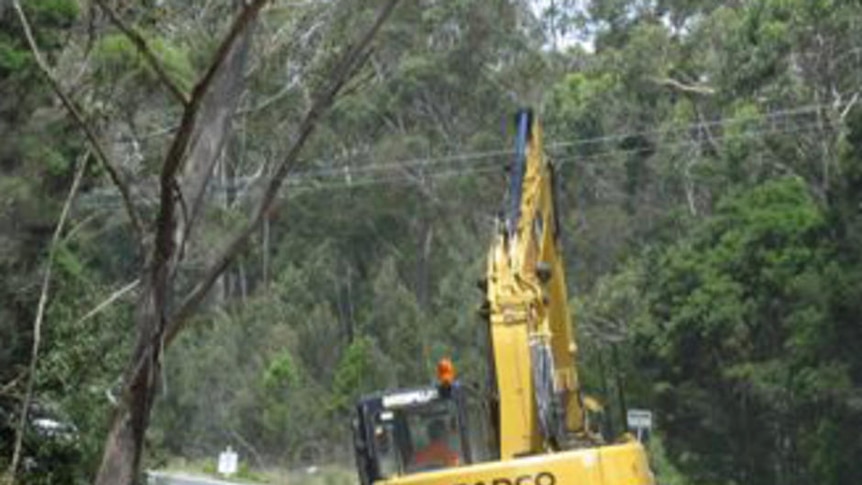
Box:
[166,0,401,344]
[12,0,145,243]
[840,92,860,122]
[694,103,721,155]
[74,279,141,327]
[236,77,301,116]
[92,0,190,106]
[6,150,90,481]
[0,375,23,397]
[652,76,716,96]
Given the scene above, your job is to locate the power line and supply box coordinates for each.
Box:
[275,120,824,197]
[209,121,823,205]
[289,148,513,180]
[77,107,831,208]
[287,164,503,194]
[555,119,824,166]
[547,103,826,150]
[275,103,828,183]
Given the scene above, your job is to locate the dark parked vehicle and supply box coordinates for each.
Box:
[0,397,82,483]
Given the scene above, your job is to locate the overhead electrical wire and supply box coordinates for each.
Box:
[275,103,828,183]
[78,105,833,209]
[547,103,826,150]
[211,120,824,202]
[275,119,825,197]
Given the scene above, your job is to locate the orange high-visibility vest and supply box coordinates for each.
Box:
[414,441,459,467]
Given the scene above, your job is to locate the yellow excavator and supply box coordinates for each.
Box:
[352,110,654,485]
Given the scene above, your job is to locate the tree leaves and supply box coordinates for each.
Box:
[636,177,860,484]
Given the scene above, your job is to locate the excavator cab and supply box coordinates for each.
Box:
[353,383,474,485]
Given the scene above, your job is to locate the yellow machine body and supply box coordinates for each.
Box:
[380,441,653,485]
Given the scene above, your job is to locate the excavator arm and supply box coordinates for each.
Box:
[486,109,584,459]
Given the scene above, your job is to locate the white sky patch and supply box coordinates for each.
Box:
[529,0,594,52]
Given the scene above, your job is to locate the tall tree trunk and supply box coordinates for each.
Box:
[95,3,266,481]
[96,282,162,483]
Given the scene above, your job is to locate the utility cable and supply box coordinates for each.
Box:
[280,102,831,181]
[274,119,825,196]
[215,103,827,191]
[79,111,831,208]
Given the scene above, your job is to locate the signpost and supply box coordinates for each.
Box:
[217,446,238,477]
[626,409,653,442]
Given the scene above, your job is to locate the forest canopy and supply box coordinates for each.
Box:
[1,0,861,484]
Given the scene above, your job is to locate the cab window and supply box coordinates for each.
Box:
[404,401,463,473]
[372,399,465,478]
[372,415,400,478]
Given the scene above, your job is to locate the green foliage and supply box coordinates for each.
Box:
[362,258,428,382]
[5,0,862,482]
[331,337,388,413]
[0,0,79,64]
[92,33,194,92]
[636,178,860,484]
[264,350,300,390]
[0,32,31,74]
[27,0,79,26]
[646,434,693,485]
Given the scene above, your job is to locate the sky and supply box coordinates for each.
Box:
[529,0,594,51]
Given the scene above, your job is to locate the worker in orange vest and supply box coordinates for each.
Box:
[413,419,459,469]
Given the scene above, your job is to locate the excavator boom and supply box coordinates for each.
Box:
[486,109,583,457]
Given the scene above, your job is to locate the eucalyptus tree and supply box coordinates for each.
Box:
[5,0,400,482]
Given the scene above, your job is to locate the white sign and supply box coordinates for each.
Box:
[218,446,238,476]
[382,388,438,409]
[627,409,653,442]
[627,409,653,429]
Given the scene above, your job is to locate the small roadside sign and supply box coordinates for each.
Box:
[627,409,653,428]
[627,409,653,442]
[218,446,238,476]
